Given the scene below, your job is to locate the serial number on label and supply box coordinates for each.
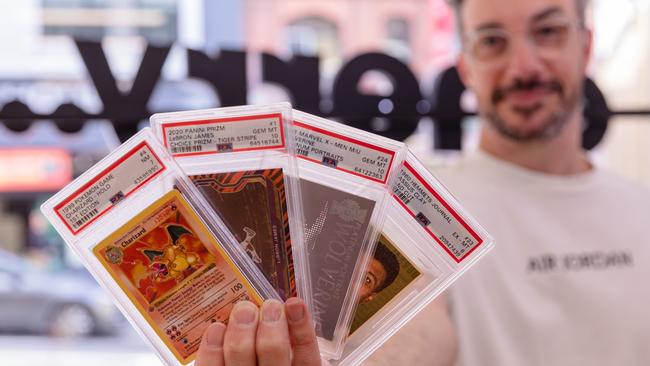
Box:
[134,165,162,186]
[438,232,475,258]
[353,166,385,180]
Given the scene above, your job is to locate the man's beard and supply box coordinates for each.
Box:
[485,78,581,141]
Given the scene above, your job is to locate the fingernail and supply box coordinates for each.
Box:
[286,298,304,322]
[233,301,257,325]
[206,323,225,347]
[262,300,283,323]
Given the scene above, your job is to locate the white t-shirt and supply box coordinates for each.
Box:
[442,150,650,366]
[365,150,650,366]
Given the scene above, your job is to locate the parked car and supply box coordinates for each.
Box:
[0,249,122,338]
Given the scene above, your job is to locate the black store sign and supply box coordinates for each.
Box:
[0,39,636,150]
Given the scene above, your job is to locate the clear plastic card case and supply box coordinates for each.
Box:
[149,103,309,308]
[292,110,408,360]
[40,128,280,366]
[333,150,495,366]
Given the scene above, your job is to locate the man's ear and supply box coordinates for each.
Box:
[457,53,471,89]
[581,27,593,72]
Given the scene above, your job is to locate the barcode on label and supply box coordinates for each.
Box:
[171,145,202,154]
[396,192,410,204]
[75,208,99,229]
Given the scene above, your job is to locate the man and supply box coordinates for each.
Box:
[195,0,650,364]
[358,242,400,304]
[365,0,650,365]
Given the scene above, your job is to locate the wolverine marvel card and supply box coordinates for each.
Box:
[93,189,262,364]
[301,179,376,341]
[190,168,295,300]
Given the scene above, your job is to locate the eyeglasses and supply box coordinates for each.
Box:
[464,18,579,63]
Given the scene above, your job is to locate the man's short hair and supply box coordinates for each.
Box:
[447,0,589,32]
[373,242,400,293]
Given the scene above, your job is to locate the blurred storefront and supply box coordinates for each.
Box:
[591,0,650,183]
[0,120,118,267]
[1,0,649,262]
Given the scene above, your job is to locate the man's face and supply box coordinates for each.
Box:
[458,0,591,141]
[358,258,387,304]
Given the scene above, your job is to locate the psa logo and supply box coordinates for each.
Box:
[322,156,338,168]
[415,212,431,227]
[217,143,233,152]
[110,191,125,205]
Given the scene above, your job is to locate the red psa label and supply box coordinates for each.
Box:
[294,121,395,184]
[392,162,483,263]
[54,142,166,235]
[161,113,285,156]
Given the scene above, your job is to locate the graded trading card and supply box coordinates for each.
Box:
[349,233,421,334]
[331,151,494,366]
[301,179,376,341]
[189,168,295,300]
[41,129,279,366]
[93,189,263,364]
[292,110,408,360]
[150,104,308,305]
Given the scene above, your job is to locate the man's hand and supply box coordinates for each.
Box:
[195,297,322,366]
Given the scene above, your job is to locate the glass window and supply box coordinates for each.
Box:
[384,17,411,62]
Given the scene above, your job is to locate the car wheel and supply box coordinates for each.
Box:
[48,304,96,338]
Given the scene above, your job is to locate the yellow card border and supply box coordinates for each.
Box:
[93,189,263,364]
